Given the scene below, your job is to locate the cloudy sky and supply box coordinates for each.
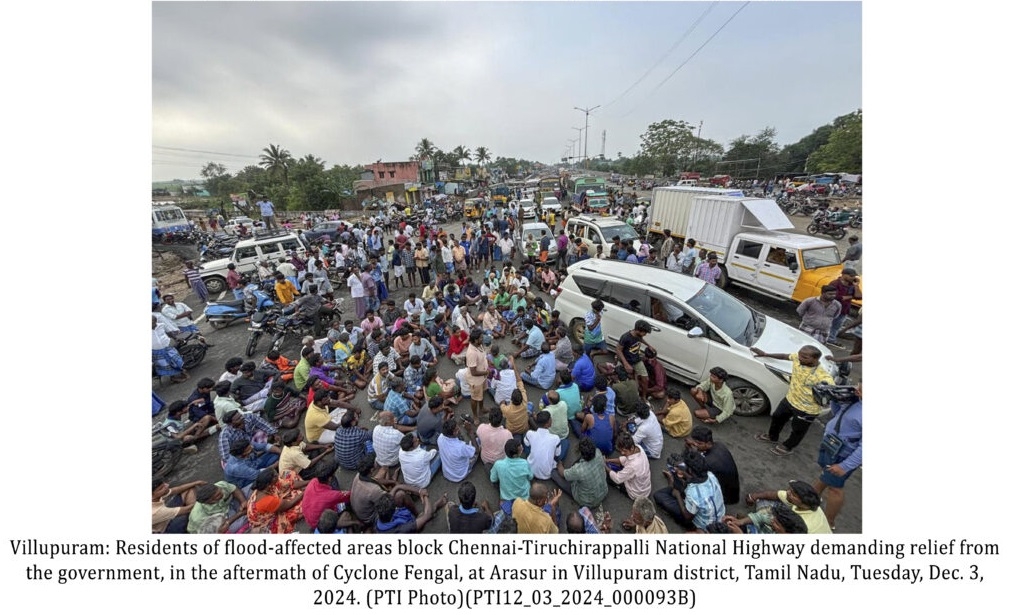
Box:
[152,1,861,181]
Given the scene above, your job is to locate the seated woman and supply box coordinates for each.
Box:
[307,353,356,402]
[423,366,461,408]
[245,467,308,534]
[261,350,297,383]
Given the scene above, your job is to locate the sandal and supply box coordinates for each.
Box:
[771,445,793,457]
[754,433,774,443]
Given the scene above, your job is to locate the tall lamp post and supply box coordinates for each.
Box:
[573,106,600,170]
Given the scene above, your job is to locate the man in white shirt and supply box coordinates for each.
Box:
[403,294,425,318]
[629,403,664,459]
[152,314,187,382]
[372,412,405,480]
[488,357,519,405]
[524,411,561,480]
[398,433,441,489]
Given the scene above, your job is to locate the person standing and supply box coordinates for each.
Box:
[258,196,276,230]
[347,265,367,320]
[615,320,655,401]
[826,268,861,349]
[659,230,674,269]
[680,238,698,275]
[694,252,722,285]
[183,261,209,304]
[842,236,862,273]
[812,383,862,530]
[796,285,841,344]
[464,329,489,422]
[750,345,835,456]
[665,243,684,273]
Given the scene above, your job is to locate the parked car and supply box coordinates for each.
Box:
[519,199,536,219]
[223,217,262,235]
[553,258,837,416]
[199,231,310,294]
[565,214,641,255]
[302,220,349,243]
[518,221,558,260]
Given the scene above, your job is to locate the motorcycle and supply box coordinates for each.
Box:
[806,209,851,240]
[152,423,183,481]
[204,283,274,329]
[245,305,281,357]
[152,331,207,381]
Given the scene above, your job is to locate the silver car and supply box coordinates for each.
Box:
[518,221,559,260]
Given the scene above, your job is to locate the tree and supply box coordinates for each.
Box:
[474,146,491,167]
[200,162,230,197]
[259,144,294,189]
[720,128,780,179]
[805,110,862,174]
[638,119,699,176]
[452,145,471,166]
[414,138,437,161]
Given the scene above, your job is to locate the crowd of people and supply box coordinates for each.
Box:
[152,196,862,535]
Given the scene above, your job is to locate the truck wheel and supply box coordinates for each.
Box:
[728,378,769,416]
[204,276,226,294]
[806,223,819,235]
[717,267,730,289]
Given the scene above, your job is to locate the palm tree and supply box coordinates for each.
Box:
[259,144,294,188]
[414,138,437,161]
[452,145,470,167]
[474,146,491,167]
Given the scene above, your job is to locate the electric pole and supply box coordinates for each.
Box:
[574,105,601,170]
[571,127,584,169]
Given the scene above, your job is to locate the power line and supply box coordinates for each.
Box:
[603,1,719,111]
[619,1,750,118]
[152,144,259,160]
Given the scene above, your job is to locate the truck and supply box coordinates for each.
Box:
[649,187,857,305]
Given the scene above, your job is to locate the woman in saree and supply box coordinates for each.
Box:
[245,467,306,534]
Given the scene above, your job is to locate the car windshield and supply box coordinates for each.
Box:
[801,246,841,269]
[600,224,638,242]
[685,283,760,346]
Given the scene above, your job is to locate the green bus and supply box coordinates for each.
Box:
[568,176,606,207]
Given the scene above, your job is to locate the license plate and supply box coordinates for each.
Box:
[247,327,262,332]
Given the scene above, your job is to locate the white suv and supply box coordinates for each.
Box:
[565,215,641,256]
[553,258,836,416]
[200,231,310,294]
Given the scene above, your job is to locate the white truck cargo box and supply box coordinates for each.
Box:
[648,186,742,237]
[687,196,793,255]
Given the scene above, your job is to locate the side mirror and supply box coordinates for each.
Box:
[787,258,799,272]
[687,326,704,338]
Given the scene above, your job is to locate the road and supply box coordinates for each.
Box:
[153,209,862,534]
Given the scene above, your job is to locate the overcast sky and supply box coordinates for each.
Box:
[152,1,861,181]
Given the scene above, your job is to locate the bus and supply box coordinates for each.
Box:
[568,176,606,205]
[538,176,561,203]
[152,202,192,239]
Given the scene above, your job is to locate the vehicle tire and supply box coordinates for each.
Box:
[832,228,847,240]
[152,442,183,482]
[850,218,861,228]
[271,333,285,353]
[245,332,261,357]
[204,276,227,295]
[806,223,819,235]
[717,267,730,289]
[569,317,586,345]
[727,377,770,417]
[179,343,206,370]
[208,318,230,330]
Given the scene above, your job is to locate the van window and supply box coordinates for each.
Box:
[765,247,788,265]
[260,242,284,259]
[586,226,602,244]
[234,246,257,261]
[603,282,647,315]
[735,240,763,259]
[280,239,301,253]
[570,274,604,298]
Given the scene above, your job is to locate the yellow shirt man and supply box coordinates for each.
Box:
[275,279,299,305]
[304,402,332,443]
[512,498,558,534]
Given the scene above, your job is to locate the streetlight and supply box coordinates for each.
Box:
[574,106,601,170]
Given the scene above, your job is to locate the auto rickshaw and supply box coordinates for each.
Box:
[464,198,485,220]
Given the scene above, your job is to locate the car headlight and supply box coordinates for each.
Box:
[765,365,791,384]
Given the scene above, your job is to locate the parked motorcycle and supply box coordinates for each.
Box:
[203,283,275,329]
[806,210,851,240]
[152,423,183,481]
[152,331,207,381]
[245,305,281,357]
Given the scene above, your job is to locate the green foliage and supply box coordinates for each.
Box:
[637,119,723,176]
[806,110,862,174]
[474,146,491,166]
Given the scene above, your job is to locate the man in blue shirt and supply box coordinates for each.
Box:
[554,371,583,420]
[813,383,862,530]
[223,437,281,490]
[514,318,545,360]
[437,418,479,483]
[570,343,596,392]
[521,343,557,390]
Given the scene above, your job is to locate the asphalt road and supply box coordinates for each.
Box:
[153,209,862,534]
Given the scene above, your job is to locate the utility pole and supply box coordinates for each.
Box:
[574,105,601,170]
[693,120,703,170]
[571,127,584,169]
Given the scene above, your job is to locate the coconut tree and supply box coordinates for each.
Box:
[259,143,294,188]
[452,145,471,166]
[414,138,437,161]
[474,146,491,167]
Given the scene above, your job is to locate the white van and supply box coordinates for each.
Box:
[553,258,837,416]
[200,231,310,294]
